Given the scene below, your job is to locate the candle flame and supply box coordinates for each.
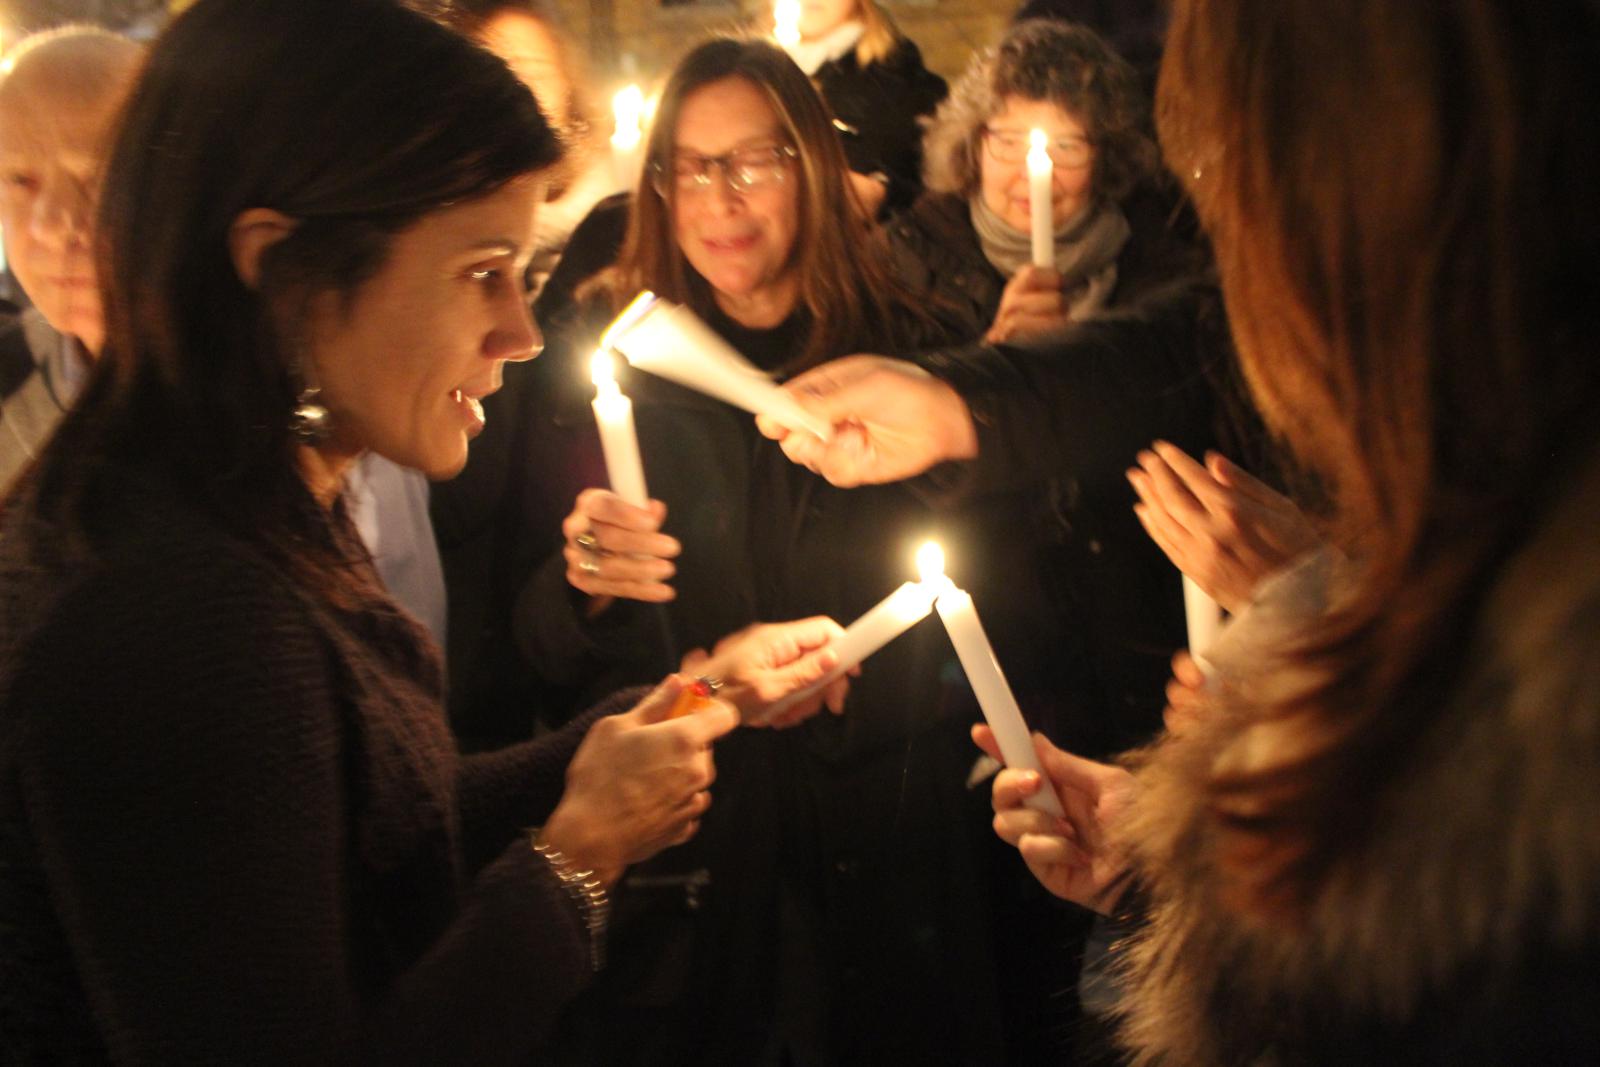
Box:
[591,349,618,389]
[916,541,946,583]
[774,0,801,48]
[1028,128,1052,165]
[612,84,644,149]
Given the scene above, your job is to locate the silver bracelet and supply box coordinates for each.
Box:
[529,828,610,972]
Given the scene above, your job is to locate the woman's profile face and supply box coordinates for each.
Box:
[979,95,1096,235]
[799,0,859,40]
[303,178,541,480]
[669,76,802,322]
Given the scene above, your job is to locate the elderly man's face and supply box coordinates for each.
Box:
[0,71,126,353]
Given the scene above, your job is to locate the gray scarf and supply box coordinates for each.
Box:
[970,196,1131,320]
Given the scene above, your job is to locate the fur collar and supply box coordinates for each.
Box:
[1111,452,1600,1064]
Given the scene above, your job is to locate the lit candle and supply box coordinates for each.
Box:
[927,543,1065,817]
[1027,128,1053,270]
[590,350,650,508]
[1182,575,1223,673]
[604,291,834,442]
[773,0,801,50]
[611,84,645,189]
[761,564,943,720]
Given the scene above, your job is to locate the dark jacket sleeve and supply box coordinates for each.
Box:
[915,277,1237,500]
[454,690,642,870]
[8,554,589,1065]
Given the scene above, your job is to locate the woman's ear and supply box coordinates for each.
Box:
[228,208,298,290]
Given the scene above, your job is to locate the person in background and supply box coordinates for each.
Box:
[443,0,615,298]
[520,37,1007,1065]
[892,18,1195,346]
[779,0,946,219]
[0,26,141,493]
[429,0,634,735]
[0,2,850,1060]
[770,0,1600,1059]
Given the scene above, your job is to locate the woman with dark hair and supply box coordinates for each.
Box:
[775,0,947,219]
[893,18,1197,344]
[518,36,1007,1066]
[0,2,848,1061]
[764,0,1600,1060]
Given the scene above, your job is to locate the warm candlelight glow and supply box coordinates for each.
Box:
[916,542,946,584]
[591,349,619,390]
[611,84,644,150]
[774,0,801,48]
[1028,128,1049,167]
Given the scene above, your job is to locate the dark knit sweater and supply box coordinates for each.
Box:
[0,470,617,1064]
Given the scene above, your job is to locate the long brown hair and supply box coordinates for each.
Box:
[1158,1,1600,911]
[609,36,919,370]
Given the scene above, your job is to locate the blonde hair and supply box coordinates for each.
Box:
[852,0,902,67]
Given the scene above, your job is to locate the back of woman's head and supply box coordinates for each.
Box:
[925,19,1155,203]
[41,0,557,568]
[1155,0,1600,911]
[617,36,914,369]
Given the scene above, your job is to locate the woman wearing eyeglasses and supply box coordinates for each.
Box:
[514,36,1010,1067]
[891,18,1202,345]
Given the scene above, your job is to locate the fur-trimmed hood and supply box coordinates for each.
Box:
[1110,453,1600,1064]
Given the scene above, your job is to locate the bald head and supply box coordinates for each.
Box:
[0,27,143,354]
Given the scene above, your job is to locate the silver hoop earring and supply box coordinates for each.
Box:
[290,386,332,445]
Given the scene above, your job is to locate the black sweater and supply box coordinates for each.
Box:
[0,470,616,1064]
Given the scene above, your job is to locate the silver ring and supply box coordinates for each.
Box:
[578,558,601,577]
[575,530,601,553]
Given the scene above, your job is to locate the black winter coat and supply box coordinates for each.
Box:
[813,39,947,217]
[509,226,1010,1063]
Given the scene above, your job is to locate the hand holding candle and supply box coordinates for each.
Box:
[1027,128,1054,269]
[761,571,943,720]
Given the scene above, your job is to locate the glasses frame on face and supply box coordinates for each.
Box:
[650,143,800,198]
[981,127,1093,170]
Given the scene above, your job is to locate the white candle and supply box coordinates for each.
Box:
[1182,574,1223,674]
[926,543,1064,817]
[773,0,801,49]
[611,84,645,189]
[603,291,835,442]
[590,350,650,508]
[1027,128,1054,269]
[762,576,941,720]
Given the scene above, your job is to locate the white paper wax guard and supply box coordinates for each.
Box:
[601,291,834,442]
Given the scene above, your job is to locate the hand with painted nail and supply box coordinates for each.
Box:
[1127,441,1320,614]
[682,616,854,728]
[561,487,683,609]
[973,723,1136,913]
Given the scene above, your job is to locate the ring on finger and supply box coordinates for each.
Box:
[578,558,602,577]
[575,529,601,553]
